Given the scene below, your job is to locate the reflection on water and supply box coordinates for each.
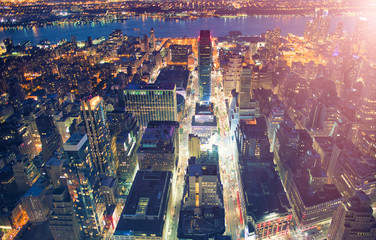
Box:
[0,15,365,44]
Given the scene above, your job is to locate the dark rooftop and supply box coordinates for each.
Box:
[115,170,171,237]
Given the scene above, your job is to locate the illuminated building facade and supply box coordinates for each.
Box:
[223,54,242,98]
[12,155,40,193]
[115,130,138,182]
[169,45,191,67]
[198,30,212,104]
[81,96,115,177]
[21,179,49,222]
[185,162,223,208]
[150,28,155,52]
[137,121,179,172]
[63,133,103,239]
[188,134,201,158]
[49,187,80,240]
[327,191,376,240]
[124,84,177,128]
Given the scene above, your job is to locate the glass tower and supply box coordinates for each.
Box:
[64,133,103,239]
[198,30,212,104]
[81,96,115,177]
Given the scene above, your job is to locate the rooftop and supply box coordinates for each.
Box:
[124,83,176,91]
[115,170,171,237]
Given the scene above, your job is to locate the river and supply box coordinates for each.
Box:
[0,15,373,44]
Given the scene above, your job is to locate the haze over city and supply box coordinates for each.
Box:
[1,1,376,240]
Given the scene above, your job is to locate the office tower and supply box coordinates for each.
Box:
[150,28,156,51]
[327,191,376,240]
[337,155,376,201]
[141,35,149,54]
[178,157,225,238]
[287,180,342,231]
[188,134,201,158]
[169,45,192,67]
[81,96,115,176]
[137,121,179,172]
[250,66,273,97]
[185,163,222,207]
[223,54,242,97]
[236,117,271,162]
[21,179,49,222]
[0,122,37,157]
[99,177,117,205]
[107,110,138,137]
[3,38,13,53]
[265,26,281,58]
[113,170,172,239]
[239,66,252,109]
[124,83,177,127]
[116,130,138,182]
[241,158,292,239]
[36,115,63,163]
[304,9,330,44]
[63,133,103,239]
[12,155,40,193]
[198,30,212,104]
[352,17,368,56]
[49,187,80,240]
[358,64,376,130]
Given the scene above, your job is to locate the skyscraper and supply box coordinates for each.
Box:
[124,83,177,127]
[137,121,179,172]
[239,65,252,109]
[49,187,80,240]
[64,132,103,239]
[150,28,156,51]
[223,54,242,97]
[81,96,115,176]
[327,191,376,240]
[198,30,212,104]
[12,155,40,193]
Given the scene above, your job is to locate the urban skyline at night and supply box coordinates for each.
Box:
[1,1,376,240]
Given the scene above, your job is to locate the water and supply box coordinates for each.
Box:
[0,15,370,44]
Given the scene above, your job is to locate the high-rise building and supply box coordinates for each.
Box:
[223,54,242,97]
[239,66,252,109]
[124,83,177,127]
[49,187,80,240]
[188,134,201,158]
[45,157,65,189]
[115,129,138,182]
[81,96,115,176]
[250,66,273,97]
[63,132,103,239]
[21,179,49,222]
[150,28,156,51]
[185,162,223,208]
[304,9,330,44]
[352,17,368,57]
[169,45,192,67]
[12,155,40,193]
[327,191,376,240]
[0,122,37,158]
[198,30,212,104]
[358,64,376,131]
[137,121,179,172]
[36,115,63,163]
[113,170,172,240]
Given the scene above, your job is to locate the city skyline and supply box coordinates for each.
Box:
[1,2,376,240]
